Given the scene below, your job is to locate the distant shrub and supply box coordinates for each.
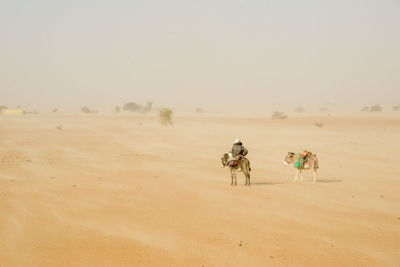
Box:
[56,125,63,130]
[123,101,153,113]
[293,107,305,113]
[0,106,7,113]
[315,122,324,127]
[123,102,140,112]
[159,108,173,125]
[393,105,400,111]
[81,106,97,114]
[361,106,370,112]
[271,111,287,119]
[319,107,327,112]
[370,105,382,112]
[144,101,153,113]
[52,108,58,113]
[115,106,121,113]
[195,107,205,113]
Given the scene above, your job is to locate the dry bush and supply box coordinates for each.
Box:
[123,102,140,112]
[393,105,400,111]
[144,101,153,113]
[361,106,370,112]
[370,104,382,112]
[315,122,324,127]
[271,111,288,119]
[293,107,305,113]
[114,106,121,113]
[0,106,8,113]
[319,107,327,112]
[52,108,58,113]
[195,107,205,113]
[123,101,153,113]
[56,125,63,130]
[159,108,173,125]
[80,106,97,114]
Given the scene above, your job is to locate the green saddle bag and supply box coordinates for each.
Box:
[295,159,301,168]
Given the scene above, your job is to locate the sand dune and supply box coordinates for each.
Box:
[1,114,399,266]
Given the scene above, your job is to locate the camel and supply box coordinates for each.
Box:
[283,152,319,183]
[221,153,251,186]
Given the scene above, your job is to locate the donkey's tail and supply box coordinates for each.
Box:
[314,154,319,170]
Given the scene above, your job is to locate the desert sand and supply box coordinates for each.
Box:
[0,114,399,266]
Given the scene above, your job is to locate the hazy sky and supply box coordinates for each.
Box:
[1,0,399,113]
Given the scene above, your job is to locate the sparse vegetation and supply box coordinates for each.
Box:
[195,107,205,113]
[52,108,58,113]
[362,105,382,112]
[315,122,324,127]
[393,105,400,111]
[293,107,305,113]
[319,107,327,112]
[80,106,97,114]
[123,101,153,113]
[144,101,153,113]
[115,106,121,113]
[0,106,7,113]
[56,125,63,130]
[123,102,140,112]
[271,111,288,119]
[159,108,173,125]
[370,105,382,112]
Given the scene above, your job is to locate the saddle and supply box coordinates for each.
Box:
[229,161,239,167]
[296,151,313,169]
[228,154,243,167]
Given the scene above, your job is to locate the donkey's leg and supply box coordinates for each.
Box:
[230,169,234,186]
[246,170,250,186]
[300,169,303,182]
[313,170,317,183]
[294,169,299,182]
[247,163,251,186]
[234,172,238,185]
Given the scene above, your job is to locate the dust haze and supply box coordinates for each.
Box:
[1,1,400,266]
[1,1,399,113]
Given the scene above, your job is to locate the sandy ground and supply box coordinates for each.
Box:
[0,114,399,266]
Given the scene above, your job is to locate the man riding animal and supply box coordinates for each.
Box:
[229,138,248,166]
[221,138,251,186]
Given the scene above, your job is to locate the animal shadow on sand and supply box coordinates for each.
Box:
[251,180,287,186]
[316,178,342,183]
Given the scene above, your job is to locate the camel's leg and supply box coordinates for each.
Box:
[246,171,250,186]
[235,172,238,185]
[230,170,234,186]
[294,169,299,182]
[300,169,303,182]
[313,170,317,183]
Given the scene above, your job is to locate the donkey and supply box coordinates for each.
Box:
[221,153,251,186]
[283,152,319,183]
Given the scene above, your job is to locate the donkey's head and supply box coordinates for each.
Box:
[283,152,296,166]
[221,153,229,167]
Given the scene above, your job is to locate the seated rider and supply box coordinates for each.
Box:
[229,138,248,166]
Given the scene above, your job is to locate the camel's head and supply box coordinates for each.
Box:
[221,153,229,167]
[283,152,296,166]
